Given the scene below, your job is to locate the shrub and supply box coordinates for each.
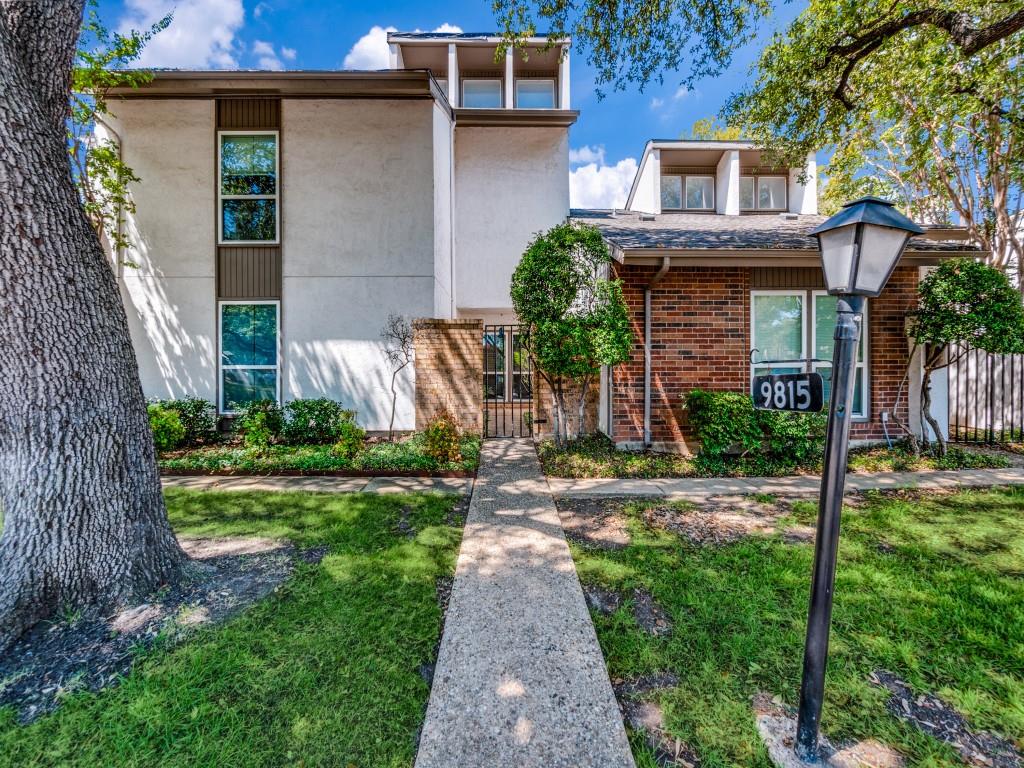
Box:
[160,397,217,445]
[236,400,284,451]
[333,419,367,459]
[283,398,353,445]
[685,390,761,457]
[148,403,186,451]
[686,388,826,465]
[422,409,462,463]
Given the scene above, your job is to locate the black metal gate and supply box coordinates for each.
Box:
[948,344,1024,443]
[483,324,533,438]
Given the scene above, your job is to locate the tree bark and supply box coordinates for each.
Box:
[0,0,186,653]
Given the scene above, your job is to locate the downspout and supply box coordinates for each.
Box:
[643,256,671,448]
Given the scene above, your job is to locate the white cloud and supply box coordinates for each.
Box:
[119,0,244,68]
[570,156,639,209]
[650,97,665,110]
[251,39,293,70]
[343,23,464,70]
[673,86,689,100]
[569,145,606,166]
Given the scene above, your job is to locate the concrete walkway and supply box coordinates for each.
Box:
[547,466,1024,500]
[161,475,472,494]
[415,439,634,768]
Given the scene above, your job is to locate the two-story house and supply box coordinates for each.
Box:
[575,140,977,450]
[104,32,574,432]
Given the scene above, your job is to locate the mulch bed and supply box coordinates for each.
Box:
[581,583,673,636]
[555,497,632,549]
[612,672,697,767]
[871,670,1023,768]
[0,537,324,724]
[161,468,476,478]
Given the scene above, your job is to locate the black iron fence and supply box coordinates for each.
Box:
[483,324,533,438]
[948,344,1024,444]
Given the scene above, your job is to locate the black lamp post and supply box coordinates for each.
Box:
[795,198,924,761]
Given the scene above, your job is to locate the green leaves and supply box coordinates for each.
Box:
[511,222,633,381]
[909,259,1024,354]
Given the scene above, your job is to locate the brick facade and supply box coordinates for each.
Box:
[413,318,483,434]
[609,264,918,450]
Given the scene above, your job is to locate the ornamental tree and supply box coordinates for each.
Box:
[0,0,186,652]
[906,259,1024,455]
[510,223,632,447]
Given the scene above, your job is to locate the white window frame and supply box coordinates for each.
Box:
[740,174,788,211]
[811,290,869,419]
[217,130,280,245]
[515,78,556,109]
[749,289,869,420]
[218,300,281,414]
[684,175,716,210]
[461,78,503,108]
[660,174,683,210]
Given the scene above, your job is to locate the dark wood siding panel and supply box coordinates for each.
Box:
[217,247,281,298]
[751,266,825,289]
[216,98,282,129]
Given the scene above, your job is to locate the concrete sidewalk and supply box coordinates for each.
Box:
[415,439,634,768]
[547,466,1024,500]
[161,475,472,495]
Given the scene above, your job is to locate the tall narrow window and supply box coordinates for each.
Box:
[750,290,868,418]
[684,176,715,209]
[515,79,555,108]
[739,176,756,210]
[483,330,506,399]
[220,302,279,412]
[219,132,278,243]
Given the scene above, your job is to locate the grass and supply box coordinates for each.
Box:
[571,487,1024,767]
[0,489,464,767]
[538,434,1011,479]
[159,433,481,475]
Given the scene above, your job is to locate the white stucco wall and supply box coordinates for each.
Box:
[629,148,660,214]
[432,102,455,317]
[281,99,437,430]
[453,126,569,312]
[106,100,218,401]
[789,153,818,215]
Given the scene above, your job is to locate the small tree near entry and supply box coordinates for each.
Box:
[381,314,414,441]
[511,223,632,447]
[906,260,1024,455]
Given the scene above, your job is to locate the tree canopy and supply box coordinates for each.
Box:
[511,222,631,444]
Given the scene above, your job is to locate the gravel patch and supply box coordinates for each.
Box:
[0,536,300,723]
[555,497,632,549]
[871,670,1023,768]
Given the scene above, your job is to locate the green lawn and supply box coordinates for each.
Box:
[158,433,481,475]
[0,489,464,768]
[571,487,1024,767]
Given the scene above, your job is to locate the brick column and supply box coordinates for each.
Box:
[413,319,483,434]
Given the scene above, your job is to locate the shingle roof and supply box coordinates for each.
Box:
[570,209,979,253]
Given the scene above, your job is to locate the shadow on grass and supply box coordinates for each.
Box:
[0,490,464,768]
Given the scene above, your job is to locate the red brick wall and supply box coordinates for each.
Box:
[609,264,918,448]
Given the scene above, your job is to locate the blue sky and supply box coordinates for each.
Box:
[99,0,804,208]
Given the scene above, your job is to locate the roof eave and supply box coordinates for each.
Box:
[610,247,982,267]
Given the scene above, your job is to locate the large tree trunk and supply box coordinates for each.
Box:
[0,0,187,653]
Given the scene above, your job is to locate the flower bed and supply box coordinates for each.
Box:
[159,433,480,477]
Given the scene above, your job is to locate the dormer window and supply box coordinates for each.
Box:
[462,79,502,108]
[660,174,714,211]
[741,175,788,211]
[515,79,556,108]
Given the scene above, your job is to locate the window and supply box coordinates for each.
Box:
[751,290,868,418]
[515,79,556,108]
[219,302,280,413]
[462,79,502,108]
[685,176,715,209]
[483,328,532,401]
[660,175,683,210]
[741,175,788,211]
[219,132,278,244]
[661,175,715,210]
